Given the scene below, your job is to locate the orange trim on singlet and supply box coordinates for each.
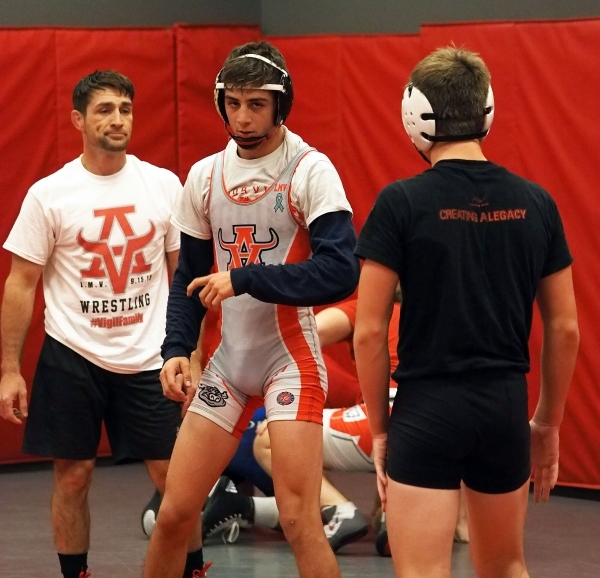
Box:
[287,149,314,229]
[220,153,276,205]
[232,395,263,439]
[218,376,245,410]
[276,303,325,422]
[275,222,322,421]
[329,406,373,457]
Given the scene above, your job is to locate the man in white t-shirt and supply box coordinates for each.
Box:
[142,42,359,578]
[0,71,204,578]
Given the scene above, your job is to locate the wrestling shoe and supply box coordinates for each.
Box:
[375,512,391,557]
[202,476,254,540]
[191,561,213,577]
[321,504,369,552]
[141,489,162,537]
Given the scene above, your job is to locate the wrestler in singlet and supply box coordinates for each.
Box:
[188,143,328,436]
[322,301,400,471]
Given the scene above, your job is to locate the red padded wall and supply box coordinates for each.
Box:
[0,29,58,463]
[268,34,423,232]
[1,21,599,489]
[175,25,260,181]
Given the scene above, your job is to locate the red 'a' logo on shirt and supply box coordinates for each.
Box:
[77,206,155,294]
[217,225,279,269]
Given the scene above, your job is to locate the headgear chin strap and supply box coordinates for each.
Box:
[401,84,495,153]
[225,124,280,150]
[214,53,294,148]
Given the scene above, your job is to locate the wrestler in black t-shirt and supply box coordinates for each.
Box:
[357,159,573,381]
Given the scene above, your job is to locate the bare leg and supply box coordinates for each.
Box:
[320,474,350,507]
[254,422,348,508]
[145,458,203,553]
[386,478,459,578]
[454,482,469,543]
[52,459,95,553]
[465,480,530,578]
[269,420,341,578]
[142,413,239,578]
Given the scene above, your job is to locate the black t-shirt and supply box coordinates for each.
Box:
[356,159,573,380]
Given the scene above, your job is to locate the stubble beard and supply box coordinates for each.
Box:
[99,135,130,152]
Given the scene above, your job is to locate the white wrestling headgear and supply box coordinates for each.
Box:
[401,83,495,152]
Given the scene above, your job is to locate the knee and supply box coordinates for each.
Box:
[54,460,94,497]
[156,499,199,538]
[277,498,319,543]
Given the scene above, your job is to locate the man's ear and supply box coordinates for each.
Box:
[71,109,84,131]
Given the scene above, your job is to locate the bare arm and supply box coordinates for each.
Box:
[0,254,43,424]
[531,265,579,502]
[353,260,398,510]
[354,260,398,436]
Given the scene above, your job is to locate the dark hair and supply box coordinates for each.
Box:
[410,46,490,137]
[72,70,134,114]
[220,41,288,89]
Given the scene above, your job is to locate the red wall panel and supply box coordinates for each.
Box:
[513,19,600,488]
[337,34,423,231]
[1,21,599,489]
[54,27,178,173]
[0,29,59,463]
[175,25,260,181]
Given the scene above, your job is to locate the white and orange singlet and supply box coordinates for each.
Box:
[174,129,353,437]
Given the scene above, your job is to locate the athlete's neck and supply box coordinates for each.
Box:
[236,126,285,160]
[80,149,127,176]
[430,140,487,166]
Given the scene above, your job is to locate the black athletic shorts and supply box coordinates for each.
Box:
[22,334,181,463]
[386,369,531,494]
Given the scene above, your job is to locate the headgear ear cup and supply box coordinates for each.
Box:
[401,85,437,152]
[401,84,495,153]
[483,85,494,133]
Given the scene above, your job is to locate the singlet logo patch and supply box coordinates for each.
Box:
[77,206,155,294]
[218,224,279,269]
[198,385,229,408]
[276,391,295,406]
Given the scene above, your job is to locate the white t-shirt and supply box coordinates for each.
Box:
[172,128,351,239]
[4,155,181,373]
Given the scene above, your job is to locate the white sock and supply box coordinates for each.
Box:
[328,501,357,519]
[251,496,280,529]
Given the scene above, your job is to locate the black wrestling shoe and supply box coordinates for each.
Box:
[321,504,369,553]
[202,476,254,540]
[141,489,161,537]
[375,512,391,557]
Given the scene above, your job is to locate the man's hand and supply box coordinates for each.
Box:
[187,271,234,311]
[372,433,388,512]
[160,357,194,404]
[530,419,560,503]
[0,372,28,425]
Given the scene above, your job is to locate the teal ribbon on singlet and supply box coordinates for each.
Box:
[274,193,284,212]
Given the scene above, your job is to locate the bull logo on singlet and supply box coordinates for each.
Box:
[77,206,155,294]
[217,225,279,269]
[198,385,229,408]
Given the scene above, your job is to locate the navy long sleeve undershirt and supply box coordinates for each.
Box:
[162,210,359,362]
